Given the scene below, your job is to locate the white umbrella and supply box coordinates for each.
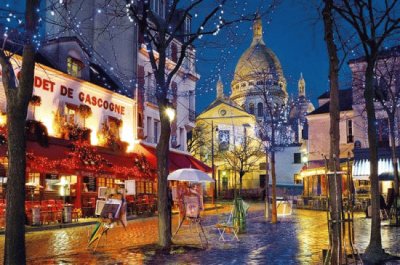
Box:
[167,168,215,183]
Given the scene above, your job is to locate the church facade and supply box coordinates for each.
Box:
[192,15,314,197]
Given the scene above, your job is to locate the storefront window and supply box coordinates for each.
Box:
[137,181,145,194]
[27,172,41,192]
[45,174,59,191]
[136,181,154,194]
[83,176,97,192]
[59,175,77,196]
[97,177,114,189]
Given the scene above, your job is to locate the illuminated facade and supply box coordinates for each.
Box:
[194,78,266,197]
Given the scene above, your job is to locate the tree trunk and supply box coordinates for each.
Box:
[156,103,172,249]
[388,114,399,225]
[4,104,29,265]
[239,173,244,194]
[388,114,399,195]
[322,1,343,263]
[363,62,385,261]
[265,152,271,220]
[270,150,277,224]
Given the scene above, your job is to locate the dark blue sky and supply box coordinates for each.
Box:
[194,1,332,113]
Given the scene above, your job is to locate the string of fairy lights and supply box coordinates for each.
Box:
[0,1,310,149]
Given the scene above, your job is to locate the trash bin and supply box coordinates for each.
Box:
[31,206,41,226]
[63,204,72,223]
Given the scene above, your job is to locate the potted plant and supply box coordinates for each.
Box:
[78,104,92,128]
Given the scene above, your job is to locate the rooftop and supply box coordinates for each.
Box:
[309,88,353,115]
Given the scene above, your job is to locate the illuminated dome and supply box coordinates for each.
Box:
[231,15,287,103]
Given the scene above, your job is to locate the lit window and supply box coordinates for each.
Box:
[67,56,83,78]
[108,116,121,140]
[218,130,230,151]
[64,104,77,125]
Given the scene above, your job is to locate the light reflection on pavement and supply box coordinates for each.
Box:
[0,204,399,264]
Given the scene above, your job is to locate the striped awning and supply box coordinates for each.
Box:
[352,158,400,180]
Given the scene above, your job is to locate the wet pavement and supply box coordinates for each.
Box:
[0,203,399,264]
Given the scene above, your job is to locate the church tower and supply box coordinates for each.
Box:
[298,73,306,97]
[216,76,224,99]
[252,14,264,45]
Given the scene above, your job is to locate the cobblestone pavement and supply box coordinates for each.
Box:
[0,203,399,264]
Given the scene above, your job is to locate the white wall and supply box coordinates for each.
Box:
[275,146,303,185]
[0,57,136,150]
[307,111,354,161]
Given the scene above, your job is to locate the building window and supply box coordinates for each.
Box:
[147,117,152,141]
[294,174,302,184]
[108,116,121,140]
[67,56,83,78]
[249,103,255,115]
[171,43,178,63]
[259,174,266,188]
[136,181,154,194]
[97,177,114,188]
[293,153,301,164]
[259,163,266,170]
[257,102,263,117]
[150,0,160,15]
[27,173,41,194]
[347,119,353,143]
[154,120,159,143]
[377,118,389,147]
[179,127,185,149]
[64,103,77,125]
[218,130,230,151]
[184,16,191,41]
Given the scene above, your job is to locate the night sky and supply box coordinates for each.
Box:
[194,1,332,113]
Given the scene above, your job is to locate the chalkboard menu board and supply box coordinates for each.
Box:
[83,176,96,192]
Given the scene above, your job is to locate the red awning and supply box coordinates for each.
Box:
[134,143,211,173]
[24,141,154,179]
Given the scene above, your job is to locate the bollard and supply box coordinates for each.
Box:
[63,204,72,223]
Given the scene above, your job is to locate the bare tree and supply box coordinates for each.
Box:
[222,134,264,193]
[373,54,400,224]
[238,68,294,224]
[123,0,277,248]
[331,1,400,263]
[0,1,39,264]
[187,123,210,162]
[322,1,342,264]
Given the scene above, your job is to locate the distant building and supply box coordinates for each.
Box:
[44,0,197,152]
[350,45,400,197]
[194,78,265,197]
[193,16,313,197]
[299,88,354,198]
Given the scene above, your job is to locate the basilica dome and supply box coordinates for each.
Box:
[231,16,287,103]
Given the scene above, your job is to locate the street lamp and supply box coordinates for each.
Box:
[211,121,219,200]
[165,106,175,122]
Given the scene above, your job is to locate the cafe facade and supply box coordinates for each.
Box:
[0,54,145,209]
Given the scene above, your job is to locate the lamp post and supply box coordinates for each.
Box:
[211,121,217,200]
